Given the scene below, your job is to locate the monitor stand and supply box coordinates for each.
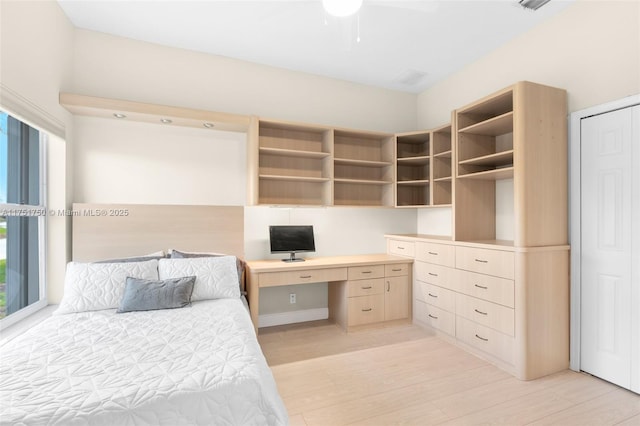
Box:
[282,252,305,262]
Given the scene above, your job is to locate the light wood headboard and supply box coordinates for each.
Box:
[72,203,244,262]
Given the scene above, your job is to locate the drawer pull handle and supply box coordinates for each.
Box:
[392,268,402,272]
[475,334,489,342]
[428,314,438,319]
[475,258,489,264]
[362,308,372,312]
[428,251,438,255]
[300,275,312,279]
[361,271,373,274]
[386,281,390,292]
[428,293,438,298]
[361,286,372,290]
[397,247,405,250]
[474,284,488,290]
[474,309,488,316]
[428,272,438,277]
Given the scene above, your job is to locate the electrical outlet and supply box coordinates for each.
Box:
[289,293,296,304]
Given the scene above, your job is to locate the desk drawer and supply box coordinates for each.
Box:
[348,265,385,280]
[388,239,415,258]
[348,278,384,297]
[385,263,409,277]
[348,294,385,326]
[456,269,514,308]
[259,267,347,287]
[455,246,514,279]
[415,242,455,267]
[456,293,514,336]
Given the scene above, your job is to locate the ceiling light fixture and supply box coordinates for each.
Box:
[323,0,363,17]
[113,113,126,119]
[518,0,551,11]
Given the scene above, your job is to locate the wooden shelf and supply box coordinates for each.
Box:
[397,156,429,165]
[458,150,514,167]
[259,175,331,183]
[458,111,513,136]
[433,150,452,158]
[259,147,330,159]
[457,167,514,180]
[397,180,429,186]
[334,178,392,185]
[433,176,452,182]
[334,158,392,167]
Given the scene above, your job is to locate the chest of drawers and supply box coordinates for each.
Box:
[386,235,569,380]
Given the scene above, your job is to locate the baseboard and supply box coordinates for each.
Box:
[258,308,329,328]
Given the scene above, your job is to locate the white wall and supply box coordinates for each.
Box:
[416,0,640,237]
[71,29,418,134]
[0,0,75,303]
[72,117,247,206]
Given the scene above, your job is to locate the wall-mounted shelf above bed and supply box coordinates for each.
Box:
[59,93,251,133]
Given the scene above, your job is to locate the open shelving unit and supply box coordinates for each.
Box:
[250,119,395,207]
[395,123,453,208]
[453,81,568,247]
[257,120,333,205]
[333,130,395,206]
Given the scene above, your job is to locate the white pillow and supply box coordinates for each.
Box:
[158,256,240,301]
[55,259,159,314]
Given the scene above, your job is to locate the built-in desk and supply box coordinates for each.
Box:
[246,254,413,333]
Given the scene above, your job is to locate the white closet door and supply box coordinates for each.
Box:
[580,105,639,392]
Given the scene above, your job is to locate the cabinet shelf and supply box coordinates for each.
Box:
[334,178,392,185]
[457,167,514,180]
[433,150,452,159]
[434,176,452,182]
[397,180,429,186]
[259,147,330,159]
[334,158,392,167]
[458,150,514,167]
[458,111,513,136]
[397,156,430,165]
[259,174,331,183]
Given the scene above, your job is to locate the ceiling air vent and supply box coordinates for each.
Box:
[518,0,551,11]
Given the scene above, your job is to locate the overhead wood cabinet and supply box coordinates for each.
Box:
[247,118,395,207]
[395,122,453,208]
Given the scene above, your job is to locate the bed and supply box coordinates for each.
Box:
[0,204,288,425]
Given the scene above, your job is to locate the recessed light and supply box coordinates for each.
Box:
[113,113,126,119]
[203,122,215,128]
[160,118,172,124]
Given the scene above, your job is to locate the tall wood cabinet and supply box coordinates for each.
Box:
[387,81,570,381]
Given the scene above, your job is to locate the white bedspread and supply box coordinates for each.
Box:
[0,299,288,425]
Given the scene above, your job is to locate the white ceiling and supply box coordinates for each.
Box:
[57,0,574,93]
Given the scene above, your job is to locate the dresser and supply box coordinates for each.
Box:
[387,235,569,380]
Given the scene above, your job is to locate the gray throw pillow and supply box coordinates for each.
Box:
[117,276,196,313]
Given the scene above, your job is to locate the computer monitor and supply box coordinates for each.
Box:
[269,225,315,262]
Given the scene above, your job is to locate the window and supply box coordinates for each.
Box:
[0,111,46,324]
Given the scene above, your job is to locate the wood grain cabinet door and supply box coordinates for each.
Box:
[384,276,409,321]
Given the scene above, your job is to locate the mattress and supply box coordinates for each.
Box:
[0,298,288,425]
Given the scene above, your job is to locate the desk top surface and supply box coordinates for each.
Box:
[246,253,412,273]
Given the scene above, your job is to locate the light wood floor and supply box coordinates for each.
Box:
[258,321,640,426]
